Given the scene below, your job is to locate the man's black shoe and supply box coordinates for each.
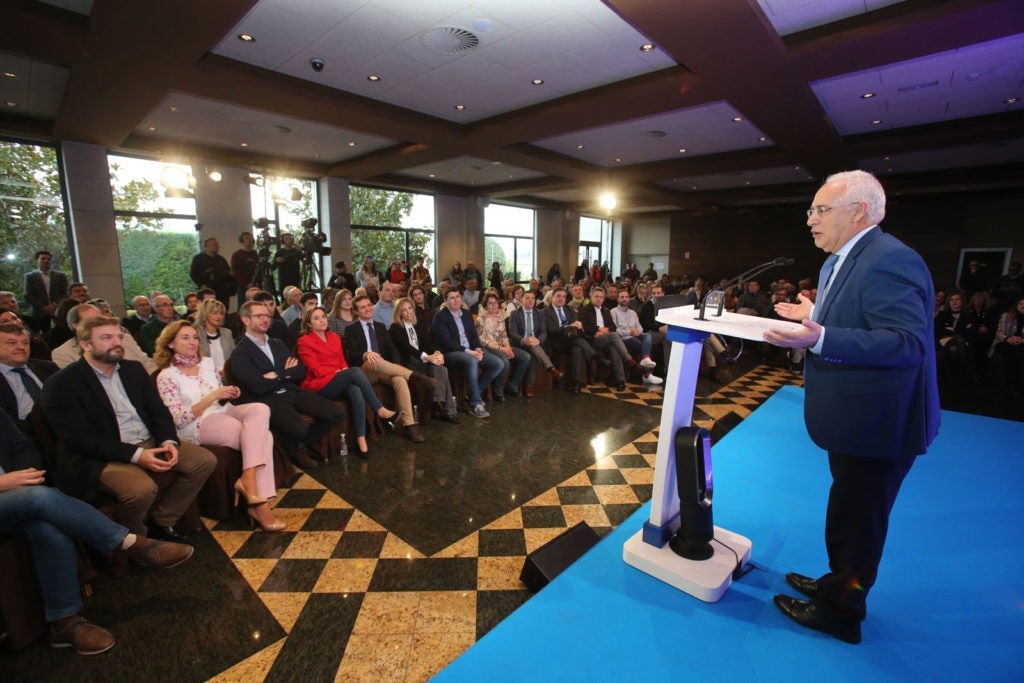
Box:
[290,446,317,469]
[439,413,461,424]
[785,572,819,598]
[147,524,191,543]
[570,383,581,396]
[773,594,861,644]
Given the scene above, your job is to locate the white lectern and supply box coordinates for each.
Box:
[622,306,804,602]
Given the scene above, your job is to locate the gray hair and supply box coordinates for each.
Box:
[826,170,886,225]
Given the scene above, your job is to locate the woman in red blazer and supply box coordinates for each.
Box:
[296,306,396,458]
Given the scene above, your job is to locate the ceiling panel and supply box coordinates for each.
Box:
[398,155,546,186]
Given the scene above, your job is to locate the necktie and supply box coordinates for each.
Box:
[12,367,41,401]
[408,324,418,349]
[366,322,380,353]
[814,254,840,320]
[525,311,533,337]
[557,307,566,325]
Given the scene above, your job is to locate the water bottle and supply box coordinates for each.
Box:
[338,433,348,457]
[413,405,420,424]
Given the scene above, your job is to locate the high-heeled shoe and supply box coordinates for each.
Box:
[247,504,286,532]
[356,436,370,460]
[234,479,266,507]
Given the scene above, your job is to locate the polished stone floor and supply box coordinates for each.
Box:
[1,358,803,682]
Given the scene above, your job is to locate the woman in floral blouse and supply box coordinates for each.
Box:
[474,291,529,398]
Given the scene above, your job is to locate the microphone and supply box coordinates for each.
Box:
[696,257,795,320]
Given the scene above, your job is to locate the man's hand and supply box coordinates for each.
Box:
[0,467,46,492]
[363,351,384,367]
[284,356,299,370]
[764,319,823,349]
[774,293,814,321]
[139,447,176,472]
[630,327,641,337]
[428,351,445,365]
[470,348,484,361]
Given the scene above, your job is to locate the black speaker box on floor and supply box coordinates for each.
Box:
[710,410,744,445]
[520,521,601,592]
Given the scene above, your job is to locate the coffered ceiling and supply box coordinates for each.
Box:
[1,0,1022,215]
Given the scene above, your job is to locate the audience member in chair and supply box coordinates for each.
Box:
[39,316,216,542]
[542,287,595,395]
[51,303,156,373]
[611,289,662,385]
[390,297,459,422]
[432,289,504,418]
[121,295,153,337]
[508,290,563,397]
[297,306,399,458]
[580,287,632,391]
[195,298,235,376]
[343,295,428,442]
[230,301,345,469]
[475,292,530,399]
[0,322,57,433]
[138,294,177,356]
[0,410,194,655]
[154,320,283,532]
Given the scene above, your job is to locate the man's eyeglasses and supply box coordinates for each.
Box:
[806,202,862,218]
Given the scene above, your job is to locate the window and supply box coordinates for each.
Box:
[484,203,534,285]
[349,186,435,284]
[108,154,198,301]
[0,140,71,297]
[247,173,320,292]
[579,216,613,277]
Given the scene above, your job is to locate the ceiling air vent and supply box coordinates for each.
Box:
[422,26,480,56]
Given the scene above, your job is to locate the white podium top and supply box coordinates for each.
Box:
[656,306,804,342]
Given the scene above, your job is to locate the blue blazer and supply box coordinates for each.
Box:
[229,335,306,403]
[432,307,483,354]
[806,227,940,458]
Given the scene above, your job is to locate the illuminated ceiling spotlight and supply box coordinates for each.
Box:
[160,165,195,198]
[599,193,617,211]
[639,43,655,52]
[271,180,303,202]
[205,166,223,183]
[238,33,255,43]
[243,173,264,187]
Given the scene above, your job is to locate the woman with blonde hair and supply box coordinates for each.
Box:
[194,298,235,375]
[327,289,356,337]
[154,320,283,532]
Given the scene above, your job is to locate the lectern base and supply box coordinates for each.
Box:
[623,526,752,603]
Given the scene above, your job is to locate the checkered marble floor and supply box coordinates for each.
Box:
[204,364,803,682]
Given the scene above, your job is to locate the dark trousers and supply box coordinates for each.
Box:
[817,452,916,620]
[259,389,345,450]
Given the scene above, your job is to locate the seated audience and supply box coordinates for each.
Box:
[989,295,1024,397]
[580,287,632,391]
[542,287,595,395]
[410,285,435,329]
[138,294,177,355]
[475,292,529,399]
[432,289,504,418]
[610,289,662,385]
[0,322,57,433]
[229,301,346,469]
[40,316,217,541]
[297,306,398,458]
[507,289,563,396]
[122,295,153,336]
[154,321,282,531]
[327,289,357,337]
[389,297,459,422]
[195,298,235,376]
[51,303,156,373]
[0,410,193,655]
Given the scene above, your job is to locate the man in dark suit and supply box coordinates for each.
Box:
[508,290,563,397]
[0,409,194,655]
[0,322,57,434]
[432,289,504,418]
[542,287,595,396]
[23,250,69,332]
[39,316,216,542]
[765,170,940,644]
[230,300,346,467]
[189,237,235,307]
[579,287,631,391]
[344,295,427,441]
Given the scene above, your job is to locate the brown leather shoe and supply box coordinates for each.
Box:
[49,615,115,655]
[549,367,565,380]
[126,537,194,569]
[291,445,318,469]
[524,387,535,398]
[405,424,425,442]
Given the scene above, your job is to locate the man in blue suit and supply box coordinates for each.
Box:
[765,170,940,644]
[432,289,503,418]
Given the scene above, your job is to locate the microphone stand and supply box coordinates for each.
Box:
[697,257,794,321]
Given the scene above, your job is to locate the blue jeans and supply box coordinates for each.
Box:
[318,367,383,437]
[444,349,504,407]
[622,332,653,358]
[485,347,531,393]
[0,485,128,622]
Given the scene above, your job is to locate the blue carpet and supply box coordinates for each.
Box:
[437,386,1024,682]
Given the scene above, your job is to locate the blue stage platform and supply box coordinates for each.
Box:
[437,386,1024,682]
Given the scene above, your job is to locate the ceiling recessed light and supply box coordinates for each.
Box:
[871,119,883,125]
[347,141,356,147]
[168,106,179,112]
[312,153,320,159]
[614,157,622,163]
[639,44,655,52]
[367,75,381,82]
[794,165,801,170]
[454,104,466,111]
[759,136,767,142]
[147,126,156,131]
[678,147,686,153]
[883,155,891,161]
[531,79,544,85]
[428,174,436,178]
[237,33,255,43]
[860,92,876,99]
[745,181,751,185]
[240,142,248,147]
[2,72,16,78]
[576,144,584,150]
[691,186,697,190]
[1006,97,1020,104]
[732,116,743,122]
[5,101,16,108]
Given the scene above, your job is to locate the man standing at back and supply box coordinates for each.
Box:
[23,250,69,332]
[765,170,940,644]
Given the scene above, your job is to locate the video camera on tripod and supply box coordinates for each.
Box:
[253,217,280,258]
[298,217,331,258]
